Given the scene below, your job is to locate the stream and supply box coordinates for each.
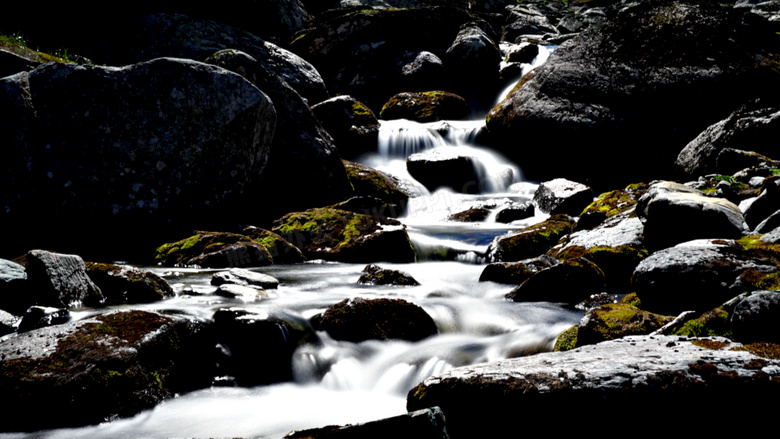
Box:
[0,45,582,439]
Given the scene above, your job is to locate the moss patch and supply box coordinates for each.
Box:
[575,302,674,347]
[672,307,733,339]
[553,324,579,352]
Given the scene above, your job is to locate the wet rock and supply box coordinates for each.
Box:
[357,264,420,286]
[406,148,486,194]
[271,207,417,263]
[240,226,308,264]
[571,301,674,349]
[206,49,353,219]
[2,57,276,261]
[85,262,174,305]
[25,250,103,309]
[0,310,214,432]
[532,178,594,216]
[505,257,606,306]
[154,232,273,268]
[407,335,780,437]
[486,0,780,190]
[630,239,760,315]
[675,101,780,178]
[573,183,648,230]
[730,290,780,344]
[316,297,438,343]
[214,284,269,301]
[380,91,470,122]
[17,306,71,333]
[502,5,560,42]
[494,202,535,223]
[637,181,748,250]
[446,207,491,223]
[312,96,380,160]
[487,214,574,262]
[744,177,780,231]
[213,307,317,386]
[342,160,411,217]
[284,406,450,439]
[478,255,559,285]
[211,267,280,289]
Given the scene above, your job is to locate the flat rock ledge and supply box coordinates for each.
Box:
[408,335,780,437]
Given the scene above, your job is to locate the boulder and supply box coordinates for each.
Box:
[486,214,574,262]
[443,20,502,111]
[505,257,606,306]
[730,290,780,344]
[532,178,594,215]
[446,207,491,223]
[0,310,214,432]
[478,255,559,285]
[315,297,438,343]
[206,49,354,219]
[25,250,104,309]
[0,309,15,336]
[213,307,318,386]
[271,207,417,263]
[154,232,274,268]
[407,335,780,437]
[380,91,470,122]
[342,160,411,217]
[357,264,420,286]
[406,148,486,194]
[501,4,560,43]
[240,226,308,264]
[569,301,674,349]
[494,202,535,223]
[312,96,381,160]
[675,101,780,178]
[744,176,780,231]
[85,262,175,305]
[636,181,749,250]
[2,57,276,261]
[486,0,780,191]
[16,306,71,333]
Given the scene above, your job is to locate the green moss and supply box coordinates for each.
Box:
[737,267,780,292]
[553,324,579,352]
[576,302,674,347]
[732,342,780,360]
[579,183,648,218]
[672,307,733,339]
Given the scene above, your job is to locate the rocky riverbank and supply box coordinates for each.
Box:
[2,0,780,437]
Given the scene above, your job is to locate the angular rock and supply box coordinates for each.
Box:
[0,309,16,336]
[272,208,417,263]
[675,101,780,178]
[0,310,214,432]
[532,178,594,215]
[357,264,420,286]
[315,297,438,343]
[637,181,748,250]
[17,306,70,333]
[744,177,780,231]
[494,202,535,223]
[211,267,281,289]
[407,335,780,437]
[25,250,103,309]
[380,91,470,123]
[214,284,269,301]
[443,20,502,111]
[85,262,174,305]
[487,214,574,262]
[312,96,380,160]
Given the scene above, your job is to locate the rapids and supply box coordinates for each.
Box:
[0,45,573,439]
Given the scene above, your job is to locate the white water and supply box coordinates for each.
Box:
[1,44,565,439]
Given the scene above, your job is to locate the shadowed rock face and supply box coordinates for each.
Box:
[486,0,780,191]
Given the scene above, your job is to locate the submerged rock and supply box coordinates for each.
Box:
[211,267,280,289]
[357,264,420,286]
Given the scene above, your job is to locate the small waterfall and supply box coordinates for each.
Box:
[376,119,448,158]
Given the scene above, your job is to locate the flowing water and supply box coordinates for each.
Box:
[0,46,575,439]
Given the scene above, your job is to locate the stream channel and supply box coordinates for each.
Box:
[2,45,585,439]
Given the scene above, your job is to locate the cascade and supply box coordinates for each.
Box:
[1,44,570,439]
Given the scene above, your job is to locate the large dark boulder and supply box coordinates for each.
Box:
[312,96,380,160]
[486,0,780,191]
[1,58,276,261]
[154,232,274,268]
[315,297,437,343]
[406,148,486,194]
[206,49,353,218]
[0,310,215,432]
[487,214,575,262]
[407,335,780,437]
[380,91,470,122]
[25,250,104,309]
[85,262,175,305]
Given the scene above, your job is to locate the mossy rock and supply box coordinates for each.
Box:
[271,207,416,263]
[478,256,558,285]
[488,214,575,262]
[553,324,579,352]
[576,183,648,229]
[379,91,470,122]
[506,257,606,306]
[342,160,411,216]
[85,262,175,305]
[357,264,420,286]
[575,302,674,348]
[240,226,307,264]
[670,307,733,339]
[153,232,273,268]
[548,244,649,293]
